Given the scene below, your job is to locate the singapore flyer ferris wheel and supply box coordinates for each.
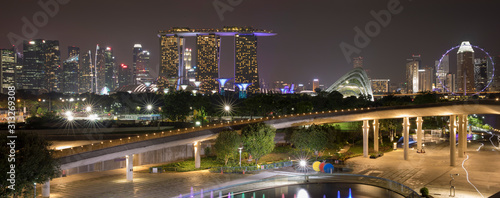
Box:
[436,41,496,95]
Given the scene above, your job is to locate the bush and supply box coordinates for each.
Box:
[420,187,429,197]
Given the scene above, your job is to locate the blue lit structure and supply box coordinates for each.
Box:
[236,83,252,98]
[217,78,231,95]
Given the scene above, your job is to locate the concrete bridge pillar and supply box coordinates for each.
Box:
[416,117,423,152]
[373,119,379,153]
[362,120,370,158]
[449,116,457,166]
[126,154,133,181]
[464,115,469,154]
[403,117,410,160]
[42,179,50,198]
[457,115,465,158]
[194,142,201,168]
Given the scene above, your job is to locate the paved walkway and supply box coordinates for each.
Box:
[39,135,500,197]
[347,136,500,197]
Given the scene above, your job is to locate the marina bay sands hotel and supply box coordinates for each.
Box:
[157,26,276,93]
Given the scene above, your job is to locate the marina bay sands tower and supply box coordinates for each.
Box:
[158,26,276,93]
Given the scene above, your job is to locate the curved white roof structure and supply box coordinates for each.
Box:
[325,68,373,101]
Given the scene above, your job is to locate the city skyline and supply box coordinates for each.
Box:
[1,1,500,88]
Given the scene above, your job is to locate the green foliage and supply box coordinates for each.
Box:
[204,146,212,156]
[291,124,329,155]
[413,92,438,104]
[153,157,221,172]
[214,130,241,165]
[420,187,429,196]
[0,132,60,196]
[163,91,192,121]
[241,123,276,164]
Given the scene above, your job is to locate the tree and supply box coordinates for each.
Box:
[0,132,60,197]
[241,123,276,164]
[162,91,192,121]
[291,124,328,156]
[214,130,241,165]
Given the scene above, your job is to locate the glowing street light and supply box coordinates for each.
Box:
[86,106,92,112]
[65,111,72,117]
[224,105,230,112]
[147,105,153,111]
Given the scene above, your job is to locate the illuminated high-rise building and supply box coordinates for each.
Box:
[44,40,61,93]
[94,46,105,93]
[489,56,500,92]
[235,34,258,93]
[406,55,421,93]
[457,41,475,94]
[134,44,152,86]
[133,44,142,85]
[79,51,92,93]
[435,54,449,92]
[474,58,488,92]
[118,64,132,87]
[104,47,115,90]
[183,48,193,83]
[196,34,220,93]
[418,66,433,92]
[21,39,61,93]
[312,79,319,91]
[371,79,390,94]
[62,47,79,94]
[353,56,363,68]
[158,27,275,93]
[158,34,184,89]
[0,49,16,94]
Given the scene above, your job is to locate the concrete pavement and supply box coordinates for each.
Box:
[39,135,500,198]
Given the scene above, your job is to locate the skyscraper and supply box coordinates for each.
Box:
[435,54,449,92]
[133,44,142,85]
[183,48,193,83]
[235,34,259,93]
[353,56,363,68]
[489,56,500,92]
[104,47,115,90]
[118,64,132,87]
[0,49,16,94]
[79,51,92,93]
[312,79,319,91]
[62,47,79,94]
[44,40,61,93]
[196,34,220,93]
[134,44,152,86]
[20,39,61,93]
[406,55,421,93]
[474,58,488,92]
[371,79,390,94]
[418,66,433,92]
[158,35,184,90]
[457,41,475,94]
[95,46,105,93]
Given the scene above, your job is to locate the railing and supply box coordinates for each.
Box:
[180,174,421,198]
[208,161,293,174]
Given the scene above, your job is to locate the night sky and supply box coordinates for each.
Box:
[1,0,499,88]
